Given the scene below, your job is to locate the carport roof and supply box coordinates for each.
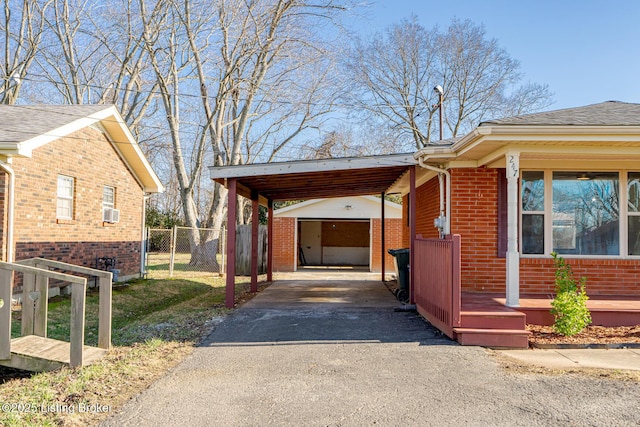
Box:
[209,153,417,202]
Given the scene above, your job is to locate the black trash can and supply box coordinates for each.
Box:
[388,248,410,302]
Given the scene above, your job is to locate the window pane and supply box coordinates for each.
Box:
[552,172,619,255]
[58,175,73,198]
[629,172,640,212]
[629,217,640,255]
[57,199,72,219]
[522,214,544,254]
[103,186,115,207]
[522,171,544,211]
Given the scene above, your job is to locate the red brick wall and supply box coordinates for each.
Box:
[273,216,402,273]
[407,167,640,295]
[449,168,505,292]
[520,258,640,295]
[272,217,296,271]
[402,177,441,247]
[371,218,403,273]
[9,126,144,285]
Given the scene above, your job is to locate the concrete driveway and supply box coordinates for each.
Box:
[101,274,640,426]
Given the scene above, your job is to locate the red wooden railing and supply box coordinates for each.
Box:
[413,234,461,338]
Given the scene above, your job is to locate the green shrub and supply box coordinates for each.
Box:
[550,252,592,336]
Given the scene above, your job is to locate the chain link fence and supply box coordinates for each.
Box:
[146,225,267,279]
[145,226,226,279]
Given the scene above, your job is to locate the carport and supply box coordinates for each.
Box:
[209,154,419,308]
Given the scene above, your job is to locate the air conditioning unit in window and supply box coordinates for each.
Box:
[103,208,120,223]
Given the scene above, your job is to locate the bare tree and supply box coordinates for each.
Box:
[345,16,438,150]
[6,0,355,268]
[0,0,50,104]
[345,17,553,149]
[138,0,353,267]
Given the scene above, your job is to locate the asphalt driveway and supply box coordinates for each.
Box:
[101,275,640,426]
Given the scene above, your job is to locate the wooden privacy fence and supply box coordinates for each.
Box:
[0,258,112,371]
[413,234,461,338]
[235,224,267,275]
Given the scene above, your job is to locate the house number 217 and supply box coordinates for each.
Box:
[507,154,519,179]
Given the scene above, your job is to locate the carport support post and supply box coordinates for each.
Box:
[250,190,259,293]
[225,178,237,308]
[267,199,273,282]
[381,191,385,281]
[409,166,416,304]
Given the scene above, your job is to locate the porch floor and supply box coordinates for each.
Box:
[462,292,640,327]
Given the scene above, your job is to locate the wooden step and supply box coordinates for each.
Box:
[453,328,530,349]
[460,310,526,330]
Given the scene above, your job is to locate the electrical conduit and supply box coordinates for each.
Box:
[417,157,451,237]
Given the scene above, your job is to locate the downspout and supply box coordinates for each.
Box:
[140,193,152,278]
[0,160,15,262]
[417,157,451,237]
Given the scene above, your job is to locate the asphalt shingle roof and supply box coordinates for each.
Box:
[480,101,640,127]
[0,104,112,144]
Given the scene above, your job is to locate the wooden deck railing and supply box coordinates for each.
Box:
[413,234,461,338]
[0,258,112,368]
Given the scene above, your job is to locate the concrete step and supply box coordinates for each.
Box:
[453,328,530,349]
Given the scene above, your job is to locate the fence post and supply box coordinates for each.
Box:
[142,227,149,279]
[98,273,112,350]
[0,269,12,360]
[21,272,35,336]
[169,225,177,277]
[33,262,49,337]
[70,280,87,368]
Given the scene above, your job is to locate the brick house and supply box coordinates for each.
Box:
[0,105,163,287]
[272,196,402,273]
[398,101,640,305]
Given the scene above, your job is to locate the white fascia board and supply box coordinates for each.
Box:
[209,153,417,179]
[18,107,115,155]
[417,124,640,167]
[275,195,402,218]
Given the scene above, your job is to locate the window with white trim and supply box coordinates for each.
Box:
[103,186,115,210]
[522,171,622,256]
[57,175,75,219]
[521,171,544,254]
[628,173,640,255]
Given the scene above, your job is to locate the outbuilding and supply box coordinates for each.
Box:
[272,196,402,273]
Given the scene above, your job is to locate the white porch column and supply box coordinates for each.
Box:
[505,153,520,307]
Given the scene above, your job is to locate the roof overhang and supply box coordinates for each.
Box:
[209,153,417,204]
[0,105,164,193]
[415,124,640,170]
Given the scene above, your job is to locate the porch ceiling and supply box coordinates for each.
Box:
[210,153,417,202]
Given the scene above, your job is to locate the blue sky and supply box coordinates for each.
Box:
[357,1,640,110]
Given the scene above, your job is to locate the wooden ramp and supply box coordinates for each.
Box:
[1,336,108,372]
[0,258,113,372]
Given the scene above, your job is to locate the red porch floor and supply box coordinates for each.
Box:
[454,292,640,349]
